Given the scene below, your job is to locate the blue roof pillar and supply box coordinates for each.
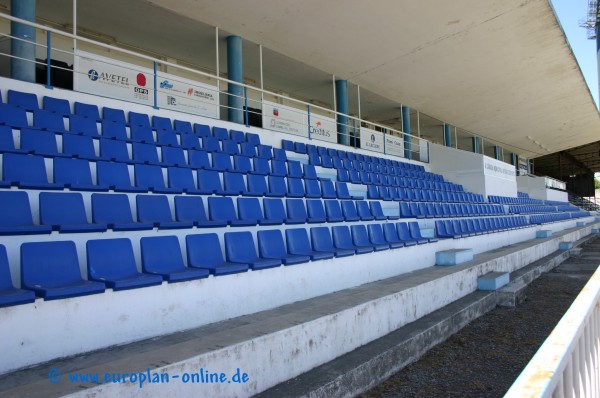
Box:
[471,136,481,154]
[11,0,36,83]
[443,123,452,147]
[335,79,349,145]
[227,35,244,124]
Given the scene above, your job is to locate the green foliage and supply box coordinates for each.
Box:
[595,178,600,189]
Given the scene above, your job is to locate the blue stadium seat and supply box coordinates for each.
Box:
[181,134,201,150]
[221,140,239,155]
[74,102,100,121]
[273,148,287,161]
[340,200,360,222]
[233,155,253,174]
[335,181,363,200]
[0,191,52,235]
[3,153,63,189]
[382,223,406,248]
[264,198,303,224]
[286,198,311,223]
[0,104,28,128]
[257,144,273,159]
[202,136,221,153]
[91,193,153,231]
[240,142,257,158]
[208,196,256,226]
[54,157,108,191]
[306,199,328,223]
[40,192,107,233]
[230,130,245,143]
[130,125,155,144]
[43,96,71,116]
[97,161,145,192]
[186,233,249,276]
[225,231,282,270]
[68,115,99,136]
[303,164,319,180]
[132,142,160,165]
[369,201,390,220]
[305,179,322,198]
[258,230,310,265]
[211,152,233,171]
[318,179,336,199]
[356,201,375,221]
[223,171,253,196]
[152,116,174,132]
[238,197,281,225]
[21,241,105,300]
[8,90,38,111]
[310,226,354,257]
[308,153,322,166]
[129,111,151,128]
[0,244,36,307]
[101,120,128,141]
[368,223,401,249]
[87,238,163,291]
[287,177,306,197]
[246,132,261,145]
[20,128,65,157]
[0,125,23,154]
[337,169,350,183]
[294,142,307,154]
[174,120,192,134]
[134,164,182,194]
[252,157,270,175]
[137,195,193,229]
[196,169,229,195]
[188,150,211,169]
[62,134,99,160]
[213,126,229,141]
[174,196,226,228]
[157,130,179,147]
[99,139,133,163]
[323,199,345,222]
[140,236,209,283]
[397,222,419,245]
[268,175,287,197]
[287,161,303,178]
[281,139,295,152]
[33,109,67,133]
[285,228,334,261]
[333,225,372,254]
[166,167,201,194]
[194,123,211,137]
[103,107,127,125]
[270,159,288,177]
[352,224,388,252]
[409,222,437,243]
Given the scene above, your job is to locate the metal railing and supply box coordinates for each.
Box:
[0,12,430,162]
[504,265,600,398]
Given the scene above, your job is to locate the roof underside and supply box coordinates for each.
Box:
[25,0,600,160]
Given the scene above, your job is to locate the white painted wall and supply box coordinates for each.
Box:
[517,175,568,202]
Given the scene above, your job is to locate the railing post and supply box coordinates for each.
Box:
[153,61,158,109]
[383,129,387,155]
[353,119,357,148]
[45,31,52,89]
[307,104,311,140]
[244,87,249,128]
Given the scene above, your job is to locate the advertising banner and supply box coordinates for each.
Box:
[484,156,517,180]
[385,133,405,158]
[74,51,153,106]
[262,100,308,137]
[310,114,337,144]
[359,127,385,154]
[156,73,219,119]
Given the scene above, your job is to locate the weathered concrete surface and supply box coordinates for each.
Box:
[477,272,509,291]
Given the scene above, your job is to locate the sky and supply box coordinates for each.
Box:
[550,0,599,108]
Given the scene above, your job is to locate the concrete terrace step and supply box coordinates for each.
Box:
[0,224,598,398]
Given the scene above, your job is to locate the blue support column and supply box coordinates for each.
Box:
[227,35,243,124]
[510,153,517,166]
[11,0,36,83]
[402,106,412,159]
[335,79,349,145]
[443,123,452,147]
[471,136,481,154]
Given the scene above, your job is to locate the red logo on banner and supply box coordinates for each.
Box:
[136,73,147,87]
[188,88,194,95]
[273,108,279,116]
[316,121,321,127]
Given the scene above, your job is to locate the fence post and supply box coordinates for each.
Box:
[244,87,249,128]
[307,105,311,140]
[153,61,158,109]
[45,31,52,89]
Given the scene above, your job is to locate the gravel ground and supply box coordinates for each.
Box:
[360,251,597,398]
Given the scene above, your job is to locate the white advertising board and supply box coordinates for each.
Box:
[156,73,219,119]
[360,127,385,154]
[262,100,308,137]
[385,133,405,157]
[74,51,153,106]
[484,156,516,180]
[310,114,337,144]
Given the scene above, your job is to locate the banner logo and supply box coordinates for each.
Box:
[88,69,99,81]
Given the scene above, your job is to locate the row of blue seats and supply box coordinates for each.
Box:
[489,195,544,205]
[282,138,426,171]
[517,191,529,198]
[435,216,529,238]
[0,108,263,151]
[556,205,580,212]
[529,212,589,225]
[0,126,280,164]
[508,205,558,214]
[1,154,365,199]
[0,190,393,235]
[337,168,461,192]
[368,185,483,203]
[0,221,436,307]
[400,202,505,219]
